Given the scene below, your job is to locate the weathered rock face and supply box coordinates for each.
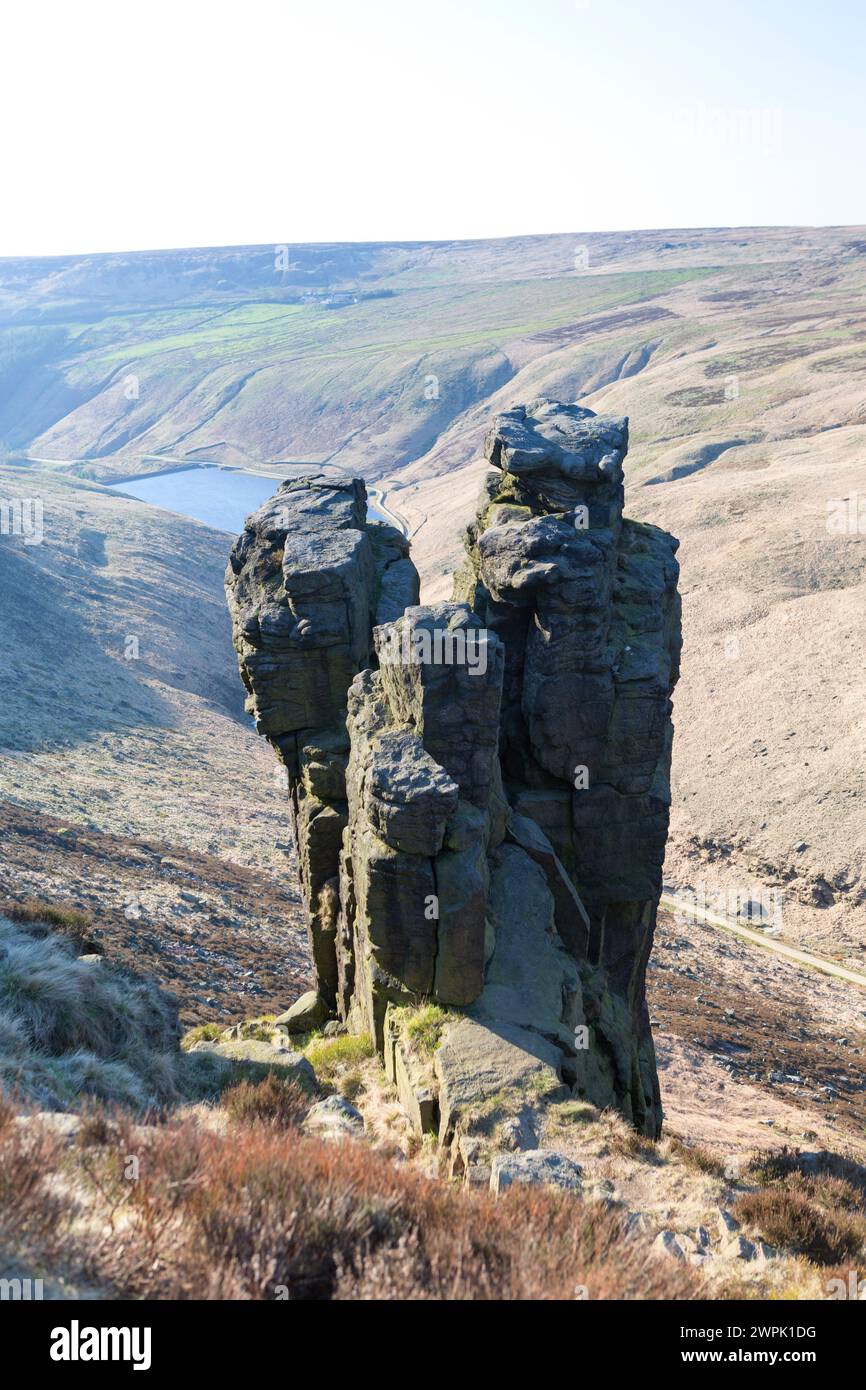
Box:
[227,403,681,1148]
[338,602,508,1048]
[225,478,420,1008]
[454,399,681,1136]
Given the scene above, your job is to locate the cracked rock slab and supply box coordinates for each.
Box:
[434,1016,567,1146]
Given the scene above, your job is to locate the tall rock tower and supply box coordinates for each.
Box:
[455,400,682,1137]
[226,404,680,1155]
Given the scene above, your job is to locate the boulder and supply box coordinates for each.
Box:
[490,1150,583,1195]
[498,1110,539,1152]
[434,1016,567,1147]
[484,399,627,516]
[652,1229,687,1261]
[304,1095,365,1141]
[190,1039,316,1089]
[274,990,329,1034]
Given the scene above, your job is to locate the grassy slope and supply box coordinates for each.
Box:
[5,263,712,476]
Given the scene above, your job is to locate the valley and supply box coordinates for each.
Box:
[1,233,865,1299]
[3,226,863,956]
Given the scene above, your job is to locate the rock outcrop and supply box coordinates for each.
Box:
[226,402,681,1152]
[454,400,682,1136]
[225,478,419,1010]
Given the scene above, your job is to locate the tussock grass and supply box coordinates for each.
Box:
[401,1004,450,1056]
[0,910,215,1112]
[181,1022,224,1051]
[227,1015,279,1043]
[0,898,101,953]
[221,1074,310,1130]
[337,1067,364,1102]
[667,1137,729,1181]
[605,1115,660,1164]
[553,1100,599,1126]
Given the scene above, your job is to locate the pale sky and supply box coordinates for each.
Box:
[3,0,864,257]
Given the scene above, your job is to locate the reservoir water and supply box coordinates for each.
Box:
[108,467,389,534]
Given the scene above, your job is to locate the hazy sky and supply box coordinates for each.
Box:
[3,0,863,257]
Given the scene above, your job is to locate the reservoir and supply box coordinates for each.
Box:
[108,466,390,534]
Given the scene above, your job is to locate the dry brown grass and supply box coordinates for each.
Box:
[221,1074,310,1130]
[605,1117,661,1165]
[88,1121,699,1300]
[0,1095,698,1301]
[733,1188,865,1266]
[746,1147,866,1201]
[0,1095,73,1265]
[734,1147,866,1267]
[666,1137,729,1181]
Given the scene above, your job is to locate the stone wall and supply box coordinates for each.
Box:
[226,405,681,1147]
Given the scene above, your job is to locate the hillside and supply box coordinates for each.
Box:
[0,464,308,1021]
[3,256,866,1307]
[2,227,856,480]
[1,225,864,956]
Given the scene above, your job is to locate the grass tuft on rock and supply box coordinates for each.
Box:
[304,1032,374,1082]
[181,1022,224,1051]
[401,1004,451,1056]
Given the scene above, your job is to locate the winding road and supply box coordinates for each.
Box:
[368,487,410,537]
[660,890,866,991]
